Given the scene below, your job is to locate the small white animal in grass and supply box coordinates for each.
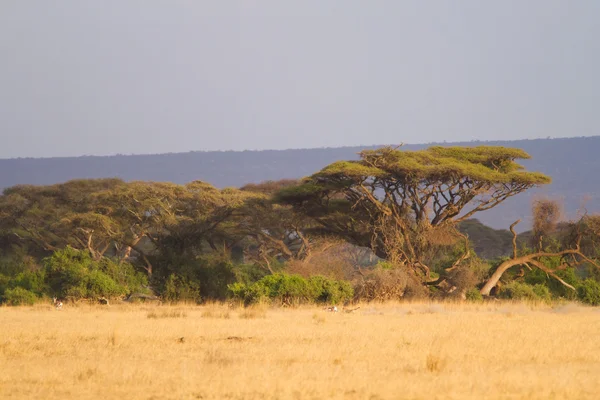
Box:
[53,297,63,310]
[324,306,338,312]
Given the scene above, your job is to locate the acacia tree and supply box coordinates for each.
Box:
[0,179,126,258]
[0,179,258,278]
[237,180,317,272]
[277,146,550,285]
[94,180,258,276]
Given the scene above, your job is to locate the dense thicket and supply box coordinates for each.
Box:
[1,145,600,306]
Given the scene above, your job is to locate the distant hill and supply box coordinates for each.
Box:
[2,136,600,230]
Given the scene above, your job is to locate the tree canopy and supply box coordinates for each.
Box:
[277,146,551,282]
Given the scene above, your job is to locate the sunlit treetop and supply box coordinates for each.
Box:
[312,146,550,186]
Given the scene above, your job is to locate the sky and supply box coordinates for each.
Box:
[1,1,599,158]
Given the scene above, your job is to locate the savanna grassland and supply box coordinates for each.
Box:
[2,302,600,400]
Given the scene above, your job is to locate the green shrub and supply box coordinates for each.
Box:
[375,261,395,270]
[257,274,313,305]
[228,273,353,306]
[163,274,201,303]
[308,275,354,304]
[499,282,551,302]
[232,263,269,286]
[577,279,600,305]
[43,247,133,300]
[98,258,148,294]
[0,274,10,297]
[525,266,580,300]
[532,284,551,301]
[3,287,37,306]
[44,247,94,298]
[227,281,268,305]
[85,269,127,298]
[196,258,236,301]
[465,288,483,302]
[12,270,47,296]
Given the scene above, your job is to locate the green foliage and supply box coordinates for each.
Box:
[42,247,135,300]
[0,252,40,277]
[375,260,395,270]
[163,274,201,303]
[524,265,579,300]
[308,275,354,304]
[232,263,270,286]
[84,269,127,298]
[499,282,551,302]
[256,274,314,305]
[3,287,37,306]
[0,274,10,296]
[465,288,483,302]
[228,273,353,306]
[11,270,47,296]
[153,253,237,302]
[577,279,600,306]
[321,146,551,185]
[44,246,94,296]
[195,256,237,301]
[98,258,148,294]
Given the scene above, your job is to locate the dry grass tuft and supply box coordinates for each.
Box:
[201,309,231,319]
[147,309,187,319]
[238,307,267,319]
[425,353,445,373]
[312,313,326,324]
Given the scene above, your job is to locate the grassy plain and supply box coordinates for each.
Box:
[1,301,600,400]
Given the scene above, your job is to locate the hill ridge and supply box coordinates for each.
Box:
[3,136,600,230]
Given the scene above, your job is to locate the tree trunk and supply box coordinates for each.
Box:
[480,252,581,296]
[120,246,132,261]
[142,254,153,277]
[480,257,527,296]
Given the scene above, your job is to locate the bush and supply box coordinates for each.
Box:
[196,257,236,301]
[232,263,269,286]
[228,273,353,306]
[228,281,269,305]
[577,279,600,305]
[85,269,127,298]
[3,287,37,306]
[43,247,133,300]
[256,274,314,305]
[163,274,201,303]
[499,282,551,302]
[152,254,236,302]
[525,266,580,300]
[0,274,11,297]
[12,270,47,296]
[98,258,148,294]
[308,276,354,304]
[465,288,483,302]
[44,247,95,297]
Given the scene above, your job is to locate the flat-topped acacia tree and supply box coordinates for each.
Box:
[276,145,551,282]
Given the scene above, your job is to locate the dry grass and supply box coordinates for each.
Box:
[1,301,600,399]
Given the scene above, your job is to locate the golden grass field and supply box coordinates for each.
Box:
[1,301,600,400]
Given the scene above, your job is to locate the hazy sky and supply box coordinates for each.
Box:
[1,1,599,158]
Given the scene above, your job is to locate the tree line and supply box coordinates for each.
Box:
[1,145,600,306]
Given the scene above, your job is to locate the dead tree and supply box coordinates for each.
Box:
[480,219,598,296]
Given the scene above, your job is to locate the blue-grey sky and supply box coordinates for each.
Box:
[1,1,599,158]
